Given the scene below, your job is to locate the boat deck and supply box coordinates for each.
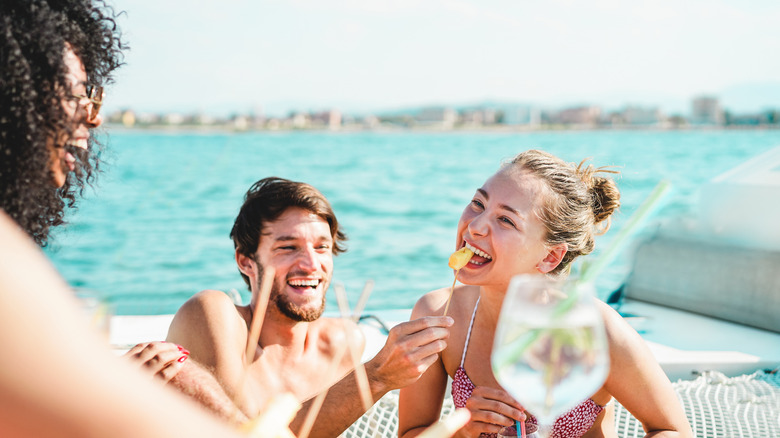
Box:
[111,301,780,382]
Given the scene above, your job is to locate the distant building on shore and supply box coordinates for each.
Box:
[621,105,664,126]
[416,106,457,128]
[311,109,342,130]
[163,113,186,125]
[691,96,724,125]
[552,106,601,125]
[460,107,498,126]
[501,105,541,126]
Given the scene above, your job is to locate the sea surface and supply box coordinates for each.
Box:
[45,129,780,315]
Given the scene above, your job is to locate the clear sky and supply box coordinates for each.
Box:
[107,0,780,117]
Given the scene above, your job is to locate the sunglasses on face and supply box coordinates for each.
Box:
[71,85,105,122]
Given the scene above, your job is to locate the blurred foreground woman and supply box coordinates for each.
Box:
[0,1,244,436]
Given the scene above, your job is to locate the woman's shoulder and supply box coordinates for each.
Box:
[412,284,479,319]
[412,287,449,316]
[596,298,647,353]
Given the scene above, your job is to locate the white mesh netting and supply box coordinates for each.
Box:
[614,370,780,438]
[343,391,456,438]
[344,370,779,438]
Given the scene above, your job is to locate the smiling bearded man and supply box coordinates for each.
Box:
[163,177,455,438]
[167,177,351,412]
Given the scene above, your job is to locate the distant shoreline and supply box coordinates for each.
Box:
[104,123,780,134]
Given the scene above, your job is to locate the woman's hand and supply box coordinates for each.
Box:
[124,341,189,382]
[458,386,526,437]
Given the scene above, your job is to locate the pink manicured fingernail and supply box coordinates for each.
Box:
[177,355,188,363]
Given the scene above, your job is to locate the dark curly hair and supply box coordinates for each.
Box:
[0,0,125,246]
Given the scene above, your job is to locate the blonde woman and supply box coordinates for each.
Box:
[399,150,692,438]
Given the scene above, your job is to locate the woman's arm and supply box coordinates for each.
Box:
[599,301,693,438]
[0,211,242,437]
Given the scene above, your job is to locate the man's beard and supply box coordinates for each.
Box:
[256,264,326,322]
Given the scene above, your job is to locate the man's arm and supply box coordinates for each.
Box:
[289,316,453,438]
[123,340,246,423]
[168,358,249,425]
[167,290,262,417]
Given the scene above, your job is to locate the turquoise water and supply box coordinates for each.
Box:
[46,129,780,315]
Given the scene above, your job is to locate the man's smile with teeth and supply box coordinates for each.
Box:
[463,242,492,265]
[288,279,320,288]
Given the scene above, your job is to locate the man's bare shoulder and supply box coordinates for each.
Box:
[167,290,248,353]
[312,317,362,341]
[312,317,365,359]
[172,290,244,326]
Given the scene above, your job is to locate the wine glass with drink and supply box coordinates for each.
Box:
[491,274,609,437]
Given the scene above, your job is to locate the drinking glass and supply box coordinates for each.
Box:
[491,275,609,437]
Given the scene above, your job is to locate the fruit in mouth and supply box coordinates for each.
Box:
[448,247,474,270]
[444,247,475,316]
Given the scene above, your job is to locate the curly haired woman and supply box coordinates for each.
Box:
[0,0,123,246]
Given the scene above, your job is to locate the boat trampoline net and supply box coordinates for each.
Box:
[343,390,457,438]
[344,370,779,438]
[614,370,780,438]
